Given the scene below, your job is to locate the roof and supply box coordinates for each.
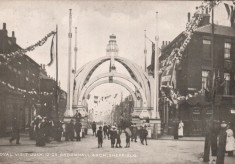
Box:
[195,24,235,37]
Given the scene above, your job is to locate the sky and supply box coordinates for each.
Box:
[0,0,232,103]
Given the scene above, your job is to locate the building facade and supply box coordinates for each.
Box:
[159,13,235,136]
[0,23,66,135]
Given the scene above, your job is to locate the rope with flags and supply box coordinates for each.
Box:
[159,0,221,106]
[0,31,56,65]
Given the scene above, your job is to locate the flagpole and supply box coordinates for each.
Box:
[144,30,147,72]
[203,4,215,162]
[153,12,160,119]
[55,25,59,120]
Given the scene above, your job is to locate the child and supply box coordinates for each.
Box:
[142,125,148,145]
[125,127,132,148]
[97,126,103,148]
[110,126,117,148]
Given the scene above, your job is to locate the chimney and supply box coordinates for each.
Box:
[3,23,6,30]
[11,31,16,44]
[2,23,7,36]
[187,12,190,22]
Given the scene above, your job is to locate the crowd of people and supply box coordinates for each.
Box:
[92,121,149,149]
[9,115,83,147]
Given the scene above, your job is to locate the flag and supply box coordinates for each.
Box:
[224,3,235,27]
[94,96,98,99]
[94,100,98,104]
[114,93,118,98]
[224,3,231,19]
[160,60,176,88]
[105,95,111,99]
[87,94,90,100]
[47,33,56,66]
[147,43,155,77]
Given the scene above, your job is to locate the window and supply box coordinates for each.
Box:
[224,73,230,95]
[203,40,211,59]
[202,70,210,92]
[224,42,231,59]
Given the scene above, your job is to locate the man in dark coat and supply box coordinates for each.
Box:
[131,124,138,142]
[9,117,20,144]
[216,121,227,164]
[75,119,82,141]
[97,126,103,148]
[103,123,108,139]
[92,121,97,136]
[73,110,81,119]
[110,126,117,148]
[66,119,75,141]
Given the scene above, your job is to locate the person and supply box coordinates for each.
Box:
[74,119,82,141]
[9,117,20,145]
[125,127,132,148]
[66,119,75,141]
[226,123,235,156]
[178,120,184,137]
[131,124,138,142]
[92,121,97,136]
[35,116,46,147]
[116,129,122,148]
[139,125,144,143]
[173,120,179,139]
[110,126,117,148]
[142,125,148,145]
[216,121,227,164]
[54,120,63,142]
[103,123,108,139]
[97,126,103,148]
[44,117,51,143]
[74,110,81,120]
[107,125,111,140]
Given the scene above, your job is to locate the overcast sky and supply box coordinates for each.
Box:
[0,0,231,98]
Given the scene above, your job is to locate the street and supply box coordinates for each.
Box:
[1,129,232,164]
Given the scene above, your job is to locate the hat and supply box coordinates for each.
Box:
[112,126,116,129]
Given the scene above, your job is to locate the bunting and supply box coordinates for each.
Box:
[160,0,221,105]
[47,33,56,66]
[0,31,56,65]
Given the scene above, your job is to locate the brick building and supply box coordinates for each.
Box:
[159,12,235,136]
[0,23,41,135]
[0,23,66,135]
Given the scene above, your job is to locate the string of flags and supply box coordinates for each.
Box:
[0,31,56,65]
[0,79,54,96]
[0,30,57,97]
[160,0,221,106]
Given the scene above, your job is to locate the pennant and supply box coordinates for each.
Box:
[87,94,90,100]
[47,33,56,66]
[94,96,98,99]
[147,43,155,77]
[161,60,176,88]
[224,3,231,19]
[114,93,118,98]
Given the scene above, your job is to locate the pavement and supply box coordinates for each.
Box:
[0,130,234,164]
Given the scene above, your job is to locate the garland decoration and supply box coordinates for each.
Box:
[160,0,221,106]
[0,31,56,65]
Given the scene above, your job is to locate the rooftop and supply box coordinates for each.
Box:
[195,24,235,37]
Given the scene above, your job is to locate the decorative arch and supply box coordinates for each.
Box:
[78,72,147,107]
[83,79,138,106]
[73,56,152,107]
